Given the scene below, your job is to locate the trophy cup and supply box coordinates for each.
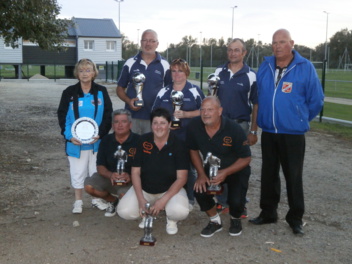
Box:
[140,203,156,246]
[113,146,128,186]
[207,73,220,96]
[170,90,184,128]
[203,152,223,195]
[132,72,146,107]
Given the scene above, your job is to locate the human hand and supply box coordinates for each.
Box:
[70,137,82,145]
[247,134,258,146]
[128,98,142,111]
[194,175,210,193]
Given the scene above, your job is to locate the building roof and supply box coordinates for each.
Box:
[68,18,121,38]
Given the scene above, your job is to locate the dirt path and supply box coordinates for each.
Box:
[0,81,351,264]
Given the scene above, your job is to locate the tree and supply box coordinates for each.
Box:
[121,34,138,60]
[0,0,71,50]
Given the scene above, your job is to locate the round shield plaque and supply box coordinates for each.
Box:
[71,117,99,144]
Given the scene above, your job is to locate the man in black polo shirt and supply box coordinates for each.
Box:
[186,96,251,237]
[84,109,140,217]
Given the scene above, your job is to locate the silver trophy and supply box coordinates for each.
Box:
[113,145,128,186]
[132,72,146,107]
[207,73,220,96]
[203,152,223,195]
[140,203,156,246]
[170,90,184,128]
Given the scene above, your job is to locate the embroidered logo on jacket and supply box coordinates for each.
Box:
[223,136,233,146]
[282,82,293,93]
[143,141,153,154]
[91,99,102,105]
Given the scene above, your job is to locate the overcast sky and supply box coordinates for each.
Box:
[57,0,352,50]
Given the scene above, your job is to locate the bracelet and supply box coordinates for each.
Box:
[250,131,258,135]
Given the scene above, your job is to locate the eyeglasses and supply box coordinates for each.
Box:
[172,58,187,64]
[79,69,93,73]
[141,39,158,44]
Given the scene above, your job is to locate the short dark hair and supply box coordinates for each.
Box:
[150,108,171,123]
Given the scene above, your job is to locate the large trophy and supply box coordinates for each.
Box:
[132,72,146,107]
[170,90,184,128]
[207,73,220,96]
[140,203,156,246]
[113,145,128,186]
[203,152,223,195]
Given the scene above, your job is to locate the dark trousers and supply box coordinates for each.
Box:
[260,132,305,226]
[195,167,250,218]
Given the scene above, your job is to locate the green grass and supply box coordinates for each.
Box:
[322,102,352,121]
[0,65,66,78]
[310,120,352,142]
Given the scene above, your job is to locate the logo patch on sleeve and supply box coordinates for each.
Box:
[282,82,293,93]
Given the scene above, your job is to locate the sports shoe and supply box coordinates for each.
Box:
[240,207,248,219]
[200,221,223,238]
[216,203,229,214]
[166,218,178,235]
[229,218,242,236]
[139,217,146,229]
[92,198,108,210]
[72,200,83,214]
[104,199,119,217]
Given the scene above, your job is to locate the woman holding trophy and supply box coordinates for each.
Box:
[152,59,204,207]
[57,59,113,214]
[117,108,189,235]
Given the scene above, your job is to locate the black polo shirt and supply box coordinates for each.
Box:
[133,131,189,194]
[186,116,251,176]
[97,132,140,174]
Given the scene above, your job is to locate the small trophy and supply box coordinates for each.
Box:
[203,152,223,195]
[170,90,184,128]
[113,146,128,186]
[207,74,220,96]
[132,72,146,107]
[140,203,156,246]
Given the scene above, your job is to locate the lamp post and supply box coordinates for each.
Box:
[257,34,261,68]
[114,0,124,31]
[137,28,140,48]
[323,11,329,63]
[231,5,238,39]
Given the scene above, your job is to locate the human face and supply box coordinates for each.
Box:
[151,116,170,139]
[272,30,294,62]
[78,66,94,84]
[200,99,222,127]
[171,65,187,85]
[140,31,159,56]
[227,41,246,65]
[112,114,132,137]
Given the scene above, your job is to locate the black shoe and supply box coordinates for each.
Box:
[249,216,277,225]
[200,221,223,238]
[104,198,119,217]
[229,218,242,236]
[291,225,304,236]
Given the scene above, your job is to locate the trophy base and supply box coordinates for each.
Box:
[134,100,144,107]
[171,120,181,128]
[113,181,127,186]
[140,239,156,246]
[206,185,223,195]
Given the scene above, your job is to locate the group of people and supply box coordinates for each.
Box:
[57,28,324,238]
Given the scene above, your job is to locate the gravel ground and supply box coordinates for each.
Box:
[0,80,351,264]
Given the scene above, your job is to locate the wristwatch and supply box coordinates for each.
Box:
[250,131,258,135]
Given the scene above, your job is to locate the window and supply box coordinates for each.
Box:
[4,43,13,49]
[106,41,116,51]
[84,40,94,50]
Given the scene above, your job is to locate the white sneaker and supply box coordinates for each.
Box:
[166,218,178,235]
[72,200,83,214]
[92,198,108,210]
[139,217,146,229]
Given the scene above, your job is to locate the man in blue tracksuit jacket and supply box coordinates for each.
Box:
[249,29,324,236]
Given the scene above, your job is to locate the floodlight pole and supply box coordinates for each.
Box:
[320,11,329,123]
[231,6,238,39]
[114,0,124,31]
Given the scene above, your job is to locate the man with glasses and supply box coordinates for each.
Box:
[249,29,324,236]
[116,29,172,134]
[213,38,258,217]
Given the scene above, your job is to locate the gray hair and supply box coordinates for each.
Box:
[228,38,246,51]
[112,109,132,123]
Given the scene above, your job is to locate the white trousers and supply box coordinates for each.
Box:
[68,150,97,189]
[117,186,189,221]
